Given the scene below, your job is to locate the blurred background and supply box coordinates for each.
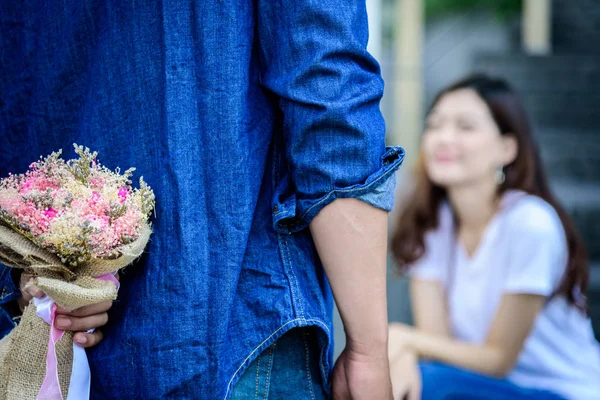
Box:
[334,0,600,356]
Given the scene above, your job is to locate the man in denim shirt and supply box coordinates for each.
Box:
[0,0,403,398]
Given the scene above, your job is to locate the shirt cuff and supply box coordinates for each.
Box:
[0,264,20,305]
[0,306,18,339]
[0,264,22,327]
[272,146,404,234]
[354,169,397,212]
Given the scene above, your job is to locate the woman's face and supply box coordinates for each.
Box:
[422,88,516,189]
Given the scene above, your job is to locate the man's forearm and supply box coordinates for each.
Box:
[309,198,389,353]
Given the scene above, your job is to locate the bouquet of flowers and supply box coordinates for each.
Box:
[0,144,154,400]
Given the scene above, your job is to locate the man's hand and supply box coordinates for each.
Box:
[332,340,392,400]
[18,272,115,348]
[17,272,45,312]
[54,302,113,347]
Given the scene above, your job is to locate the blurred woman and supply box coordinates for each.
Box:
[389,74,600,400]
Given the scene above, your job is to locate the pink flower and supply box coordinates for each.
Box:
[91,192,101,203]
[118,187,128,204]
[86,214,110,231]
[0,144,154,262]
[44,208,58,219]
[90,178,105,190]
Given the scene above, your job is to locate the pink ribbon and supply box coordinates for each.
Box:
[36,302,63,400]
[36,273,120,400]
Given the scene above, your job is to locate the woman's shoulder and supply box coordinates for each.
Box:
[501,191,565,241]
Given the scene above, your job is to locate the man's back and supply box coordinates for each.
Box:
[0,1,401,398]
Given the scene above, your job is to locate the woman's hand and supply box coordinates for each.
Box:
[388,323,421,399]
[388,322,416,359]
[390,350,421,400]
[18,272,118,348]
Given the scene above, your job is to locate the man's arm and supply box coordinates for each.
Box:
[310,198,389,352]
[310,198,392,398]
[256,1,402,397]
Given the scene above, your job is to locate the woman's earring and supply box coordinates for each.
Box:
[495,166,506,185]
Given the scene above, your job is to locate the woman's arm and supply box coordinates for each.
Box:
[388,278,450,361]
[388,278,451,361]
[390,291,545,377]
[410,279,451,337]
[388,279,447,399]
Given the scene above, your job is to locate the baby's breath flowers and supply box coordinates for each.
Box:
[0,144,155,268]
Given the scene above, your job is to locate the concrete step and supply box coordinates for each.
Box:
[588,264,600,339]
[524,99,600,131]
[473,53,600,129]
[551,181,600,262]
[552,0,600,54]
[474,54,600,92]
[590,263,600,288]
[552,180,600,210]
[538,130,600,183]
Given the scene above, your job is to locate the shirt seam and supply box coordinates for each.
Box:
[279,234,305,319]
[224,317,330,399]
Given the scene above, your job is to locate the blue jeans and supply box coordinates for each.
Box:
[420,362,566,400]
[230,328,329,400]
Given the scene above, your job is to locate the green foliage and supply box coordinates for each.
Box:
[425,0,521,20]
[380,0,521,49]
[68,144,98,183]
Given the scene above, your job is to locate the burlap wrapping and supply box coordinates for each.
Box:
[0,222,151,400]
[0,305,73,400]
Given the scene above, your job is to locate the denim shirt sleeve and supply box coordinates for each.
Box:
[257,0,404,234]
[0,264,21,339]
[354,172,398,212]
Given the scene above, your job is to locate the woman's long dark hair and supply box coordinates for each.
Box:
[391,74,589,311]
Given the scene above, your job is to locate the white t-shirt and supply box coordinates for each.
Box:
[410,191,600,400]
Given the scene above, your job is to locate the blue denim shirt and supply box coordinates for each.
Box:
[0,1,404,398]
[0,266,20,337]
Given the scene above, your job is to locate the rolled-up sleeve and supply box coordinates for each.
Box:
[0,264,20,338]
[258,0,404,234]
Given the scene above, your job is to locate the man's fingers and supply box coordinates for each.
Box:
[19,273,33,286]
[331,354,350,400]
[55,312,109,332]
[56,300,113,317]
[73,330,104,348]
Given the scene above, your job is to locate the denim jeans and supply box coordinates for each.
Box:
[420,362,566,400]
[230,328,329,400]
